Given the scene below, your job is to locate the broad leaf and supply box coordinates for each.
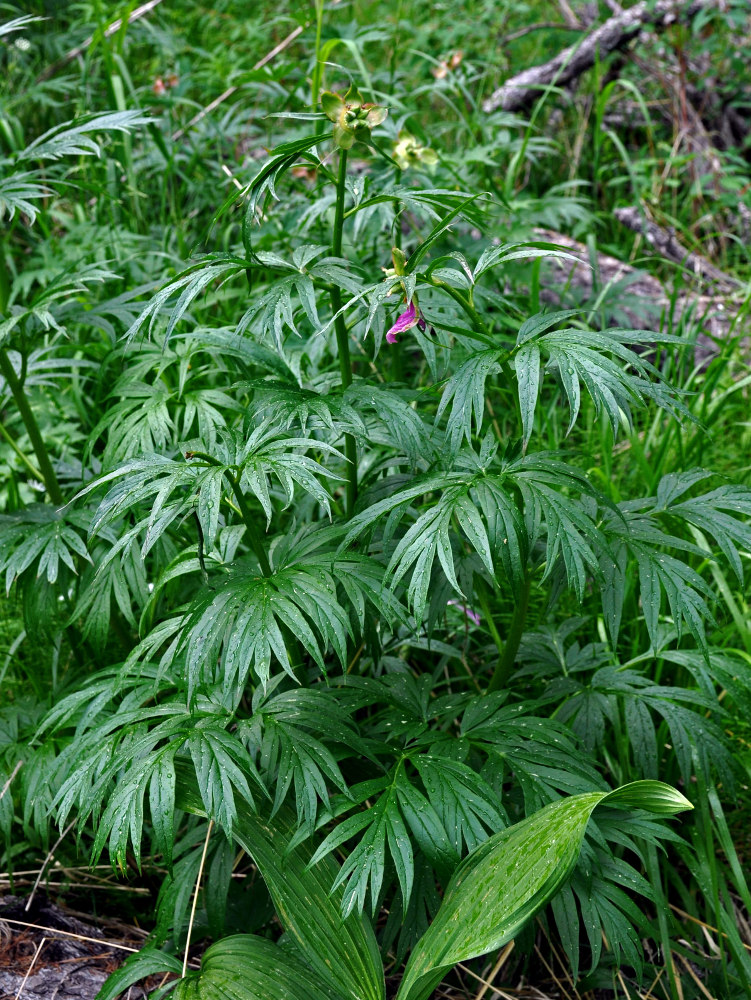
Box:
[395,781,691,1000]
[171,935,340,1000]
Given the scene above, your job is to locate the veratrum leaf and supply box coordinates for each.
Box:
[171,935,341,1000]
[95,948,183,1000]
[395,781,691,1000]
[176,767,385,1000]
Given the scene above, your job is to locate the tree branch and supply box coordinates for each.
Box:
[482,0,713,114]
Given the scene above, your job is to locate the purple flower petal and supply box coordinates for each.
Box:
[447,599,482,626]
[386,302,420,343]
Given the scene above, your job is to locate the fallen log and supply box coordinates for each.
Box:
[483,0,713,114]
[613,206,742,290]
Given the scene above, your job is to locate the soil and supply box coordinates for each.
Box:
[0,895,150,1000]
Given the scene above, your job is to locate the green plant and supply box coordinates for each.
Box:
[3,7,751,999]
[101,775,690,1000]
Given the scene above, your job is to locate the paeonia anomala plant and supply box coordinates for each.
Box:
[2,49,750,999]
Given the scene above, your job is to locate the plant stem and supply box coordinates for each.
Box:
[329,148,357,516]
[0,348,63,505]
[228,474,272,577]
[486,572,532,694]
[0,419,44,482]
[474,577,506,662]
[187,451,271,577]
[424,276,492,341]
[311,0,325,114]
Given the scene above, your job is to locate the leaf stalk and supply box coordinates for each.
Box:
[0,348,64,505]
[229,474,272,577]
[329,148,358,516]
[486,572,532,694]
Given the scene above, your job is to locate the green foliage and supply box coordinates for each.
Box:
[1,5,751,1000]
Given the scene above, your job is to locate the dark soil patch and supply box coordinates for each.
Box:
[0,895,150,1000]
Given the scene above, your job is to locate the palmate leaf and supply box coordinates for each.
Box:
[125,258,245,343]
[412,754,506,855]
[184,563,350,692]
[344,470,516,621]
[346,449,603,619]
[601,505,711,651]
[436,310,687,450]
[513,322,688,446]
[1,263,119,345]
[240,687,367,832]
[310,781,414,918]
[308,749,505,917]
[662,647,751,715]
[0,171,51,224]
[74,535,149,648]
[550,665,728,774]
[240,134,325,224]
[121,243,347,351]
[127,548,394,698]
[239,378,366,435]
[238,277,315,348]
[0,506,91,590]
[0,110,149,228]
[349,186,485,226]
[236,252,334,349]
[78,427,341,556]
[344,382,437,466]
[394,782,692,1000]
[460,693,606,808]
[18,110,152,163]
[435,349,504,453]
[558,852,656,979]
[90,353,241,463]
[195,328,297,380]
[598,471,751,647]
[48,695,266,867]
[472,243,580,282]
[654,471,751,583]
[115,526,400,701]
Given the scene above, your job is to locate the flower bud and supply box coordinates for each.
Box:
[320,85,388,149]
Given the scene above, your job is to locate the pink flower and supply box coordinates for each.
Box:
[386,301,419,344]
[447,600,482,626]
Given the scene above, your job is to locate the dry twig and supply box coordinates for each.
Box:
[0,761,23,804]
[14,936,46,1000]
[37,0,163,82]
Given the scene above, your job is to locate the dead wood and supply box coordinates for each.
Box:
[482,0,714,114]
[534,227,748,364]
[613,206,742,289]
